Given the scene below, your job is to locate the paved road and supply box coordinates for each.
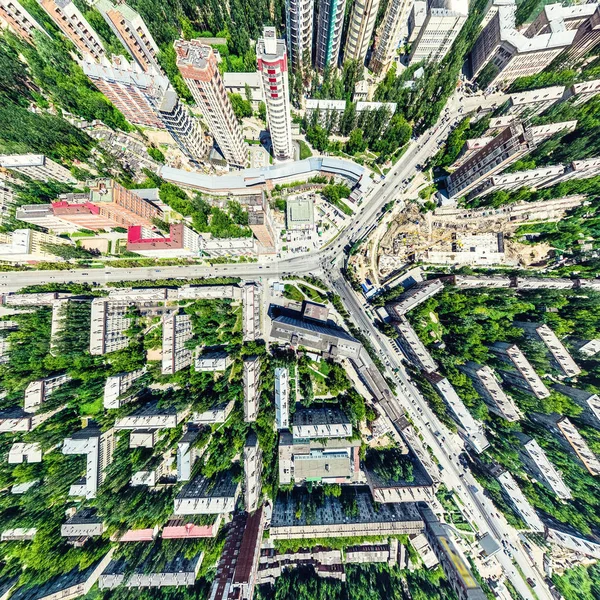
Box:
[0,88,551,599]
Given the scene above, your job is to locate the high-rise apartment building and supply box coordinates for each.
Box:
[345,0,380,64]
[408,0,468,64]
[175,40,247,168]
[40,0,105,60]
[286,0,314,70]
[446,122,535,199]
[369,0,414,73]
[0,0,47,44]
[81,55,165,127]
[95,0,161,72]
[0,154,76,183]
[256,27,293,162]
[82,55,206,162]
[154,88,207,164]
[470,1,579,88]
[314,0,347,71]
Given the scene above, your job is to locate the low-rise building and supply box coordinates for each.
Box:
[223,72,264,110]
[304,99,396,133]
[62,425,116,499]
[514,321,581,378]
[162,311,194,375]
[292,407,352,439]
[386,280,444,318]
[278,431,361,485]
[394,318,438,373]
[194,352,232,372]
[243,356,261,422]
[530,413,600,476]
[129,430,156,448]
[553,384,600,429]
[489,342,550,399]
[515,432,571,500]
[423,373,489,453]
[274,367,289,430]
[161,515,221,539]
[244,433,262,513]
[497,471,544,531]
[286,196,315,230]
[174,471,240,515]
[270,488,424,540]
[460,362,521,422]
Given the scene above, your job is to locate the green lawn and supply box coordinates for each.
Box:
[283,284,305,302]
[298,140,313,160]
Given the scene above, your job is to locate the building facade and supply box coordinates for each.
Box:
[285,0,313,70]
[314,0,347,71]
[408,0,468,64]
[0,154,76,183]
[256,27,294,161]
[0,0,47,43]
[39,0,105,60]
[369,0,413,73]
[344,0,380,64]
[175,40,247,168]
[95,0,161,72]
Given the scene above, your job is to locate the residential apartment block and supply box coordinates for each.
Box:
[244,433,262,513]
[175,40,247,168]
[274,367,289,430]
[285,0,313,70]
[386,279,444,318]
[460,362,520,422]
[0,154,76,183]
[553,384,600,429]
[103,368,146,409]
[81,55,164,127]
[470,1,579,89]
[514,321,581,378]
[344,0,380,64]
[446,123,535,199]
[394,317,438,373]
[515,432,571,500]
[174,471,240,515]
[243,356,261,422]
[489,342,550,399]
[497,471,544,531]
[256,28,293,162]
[194,352,232,372]
[90,298,132,355]
[0,0,46,43]
[531,413,600,476]
[95,0,161,72]
[62,425,116,499]
[313,0,346,70]
[423,372,489,453]
[369,0,413,73]
[8,442,42,464]
[162,311,194,374]
[292,407,352,439]
[40,0,105,60]
[24,373,71,413]
[420,505,488,600]
[408,0,468,65]
[270,490,424,540]
[114,401,186,430]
